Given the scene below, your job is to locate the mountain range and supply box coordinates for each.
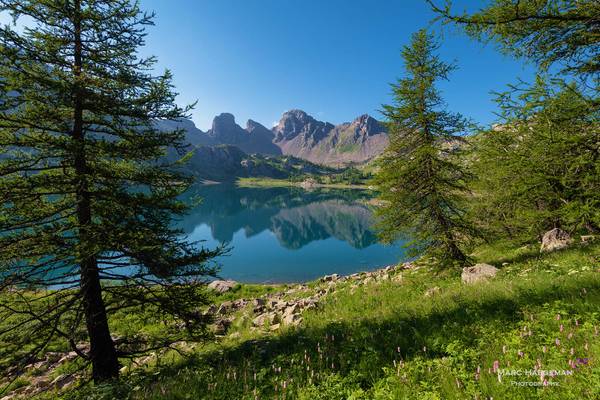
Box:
[157,109,389,168]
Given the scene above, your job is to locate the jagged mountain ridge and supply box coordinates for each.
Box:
[158,109,388,167]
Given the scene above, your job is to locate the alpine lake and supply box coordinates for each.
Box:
[179,183,406,283]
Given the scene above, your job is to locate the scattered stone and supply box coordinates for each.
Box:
[401,262,415,270]
[216,301,233,315]
[214,318,233,335]
[205,304,217,314]
[378,273,389,281]
[321,273,340,282]
[269,323,281,331]
[581,235,595,243]
[208,280,238,293]
[282,313,302,326]
[283,304,300,316]
[253,312,279,327]
[461,263,498,284]
[540,228,573,252]
[424,286,441,297]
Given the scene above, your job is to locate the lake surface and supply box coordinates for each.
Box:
[177,184,406,283]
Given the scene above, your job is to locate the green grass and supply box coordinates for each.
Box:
[236,177,370,190]
[52,240,600,399]
[5,240,600,399]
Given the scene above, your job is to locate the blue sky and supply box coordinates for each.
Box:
[3,1,538,131]
[137,0,537,131]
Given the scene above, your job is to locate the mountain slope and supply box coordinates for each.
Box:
[273,111,388,166]
[158,110,389,167]
[207,113,282,155]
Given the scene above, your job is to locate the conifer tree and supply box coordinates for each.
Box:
[427,0,600,79]
[470,78,600,240]
[0,0,221,383]
[374,30,475,265]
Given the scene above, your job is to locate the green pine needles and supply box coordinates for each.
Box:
[0,0,222,383]
[374,30,476,266]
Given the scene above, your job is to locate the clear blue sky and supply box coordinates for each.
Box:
[4,1,537,131]
[137,0,538,131]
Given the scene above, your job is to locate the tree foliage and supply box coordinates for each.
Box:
[0,0,222,383]
[374,30,476,265]
[428,0,600,79]
[470,78,600,240]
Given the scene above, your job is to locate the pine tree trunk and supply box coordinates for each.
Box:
[72,0,120,382]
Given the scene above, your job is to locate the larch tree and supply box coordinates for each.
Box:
[427,0,600,80]
[428,0,600,240]
[0,0,222,383]
[374,30,476,265]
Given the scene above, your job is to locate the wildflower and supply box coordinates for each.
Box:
[556,314,561,321]
[575,320,579,327]
[502,345,507,354]
[560,324,564,332]
[540,370,545,382]
[555,338,561,347]
[492,360,499,373]
[570,347,575,355]
[567,332,573,339]
[543,345,547,353]
[543,379,549,387]
[518,350,524,358]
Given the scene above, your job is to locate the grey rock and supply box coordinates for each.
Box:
[253,312,280,327]
[461,263,498,284]
[282,313,302,326]
[540,228,573,252]
[208,280,238,293]
[213,318,233,335]
[321,273,340,282]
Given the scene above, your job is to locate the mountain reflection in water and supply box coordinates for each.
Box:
[178,184,405,283]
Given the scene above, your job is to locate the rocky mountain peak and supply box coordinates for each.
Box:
[210,113,237,134]
[351,114,383,136]
[273,109,334,142]
[246,119,267,132]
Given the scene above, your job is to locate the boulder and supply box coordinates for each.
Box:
[253,312,279,327]
[321,273,340,282]
[269,323,281,331]
[283,304,300,316]
[216,301,232,315]
[424,286,441,297]
[461,263,498,284]
[213,318,233,335]
[581,235,595,243]
[208,280,238,293]
[540,228,572,252]
[282,313,302,326]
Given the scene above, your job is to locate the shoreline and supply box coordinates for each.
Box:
[236,177,373,190]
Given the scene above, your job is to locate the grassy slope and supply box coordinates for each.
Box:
[56,240,600,400]
[236,177,370,190]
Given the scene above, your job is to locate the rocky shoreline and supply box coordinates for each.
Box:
[207,262,410,336]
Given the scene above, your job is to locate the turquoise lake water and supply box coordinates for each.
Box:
[178,184,406,283]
